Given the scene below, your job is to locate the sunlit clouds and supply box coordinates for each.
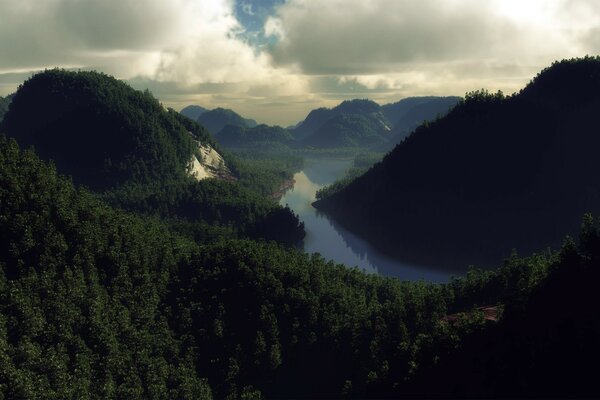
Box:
[1,0,599,124]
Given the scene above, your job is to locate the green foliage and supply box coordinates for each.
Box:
[0,137,210,399]
[0,135,599,398]
[1,69,196,191]
[227,151,303,198]
[1,69,305,247]
[215,124,295,150]
[0,96,9,122]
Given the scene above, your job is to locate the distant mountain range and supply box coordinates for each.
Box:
[182,96,459,150]
[314,57,600,268]
[180,104,209,120]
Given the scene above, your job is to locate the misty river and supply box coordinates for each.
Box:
[280,158,454,282]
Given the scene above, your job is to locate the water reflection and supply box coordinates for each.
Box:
[280,159,454,282]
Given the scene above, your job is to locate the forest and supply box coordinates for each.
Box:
[316,57,600,268]
[0,64,599,399]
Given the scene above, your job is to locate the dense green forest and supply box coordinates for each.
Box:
[215,124,295,150]
[1,70,304,246]
[315,57,600,268]
[0,96,9,121]
[226,151,303,198]
[0,136,598,398]
[1,63,599,399]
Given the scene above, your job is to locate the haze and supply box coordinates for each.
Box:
[0,0,598,125]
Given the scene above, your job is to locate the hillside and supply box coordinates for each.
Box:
[197,107,257,135]
[1,70,201,190]
[387,96,461,145]
[294,99,391,148]
[215,124,294,150]
[315,57,600,268]
[0,95,9,121]
[1,135,598,398]
[381,96,461,126]
[180,104,208,120]
[304,113,390,148]
[0,70,304,246]
[292,98,458,149]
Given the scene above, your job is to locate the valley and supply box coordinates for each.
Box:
[280,157,452,281]
[0,58,599,399]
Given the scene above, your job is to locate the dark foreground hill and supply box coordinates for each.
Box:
[0,96,9,121]
[315,57,600,268]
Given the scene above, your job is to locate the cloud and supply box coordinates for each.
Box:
[1,0,599,125]
[266,0,584,75]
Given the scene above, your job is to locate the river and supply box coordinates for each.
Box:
[279,158,455,282]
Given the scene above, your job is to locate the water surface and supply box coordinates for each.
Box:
[280,158,454,282]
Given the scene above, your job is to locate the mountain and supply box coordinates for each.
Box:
[0,95,10,121]
[1,70,215,190]
[180,104,209,120]
[293,99,391,148]
[197,107,257,135]
[303,113,389,148]
[1,134,599,398]
[0,69,304,245]
[314,57,600,268]
[292,98,458,149]
[386,96,461,144]
[381,96,460,125]
[215,124,294,149]
[291,107,332,140]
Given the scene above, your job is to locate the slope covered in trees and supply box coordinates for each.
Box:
[1,70,196,191]
[293,99,391,147]
[315,57,600,268]
[0,96,9,121]
[291,98,458,150]
[180,104,208,120]
[1,136,598,398]
[215,124,294,150]
[1,70,305,246]
[197,107,257,135]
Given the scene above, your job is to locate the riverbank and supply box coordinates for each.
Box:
[270,177,296,201]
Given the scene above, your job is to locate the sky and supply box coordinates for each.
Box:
[0,0,599,125]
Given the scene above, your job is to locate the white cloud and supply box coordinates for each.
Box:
[1,0,600,125]
[268,0,585,75]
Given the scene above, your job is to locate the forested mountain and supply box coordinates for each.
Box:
[304,113,390,148]
[180,104,208,120]
[1,135,598,398]
[315,57,600,268]
[385,96,461,146]
[1,70,198,191]
[215,124,294,150]
[0,95,10,121]
[197,107,257,135]
[292,99,390,147]
[0,70,304,246]
[381,96,461,126]
[292,98,458,149]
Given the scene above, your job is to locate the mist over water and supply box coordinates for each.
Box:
[280,158,453,282]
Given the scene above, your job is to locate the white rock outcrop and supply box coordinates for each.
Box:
[187,141,231,181]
